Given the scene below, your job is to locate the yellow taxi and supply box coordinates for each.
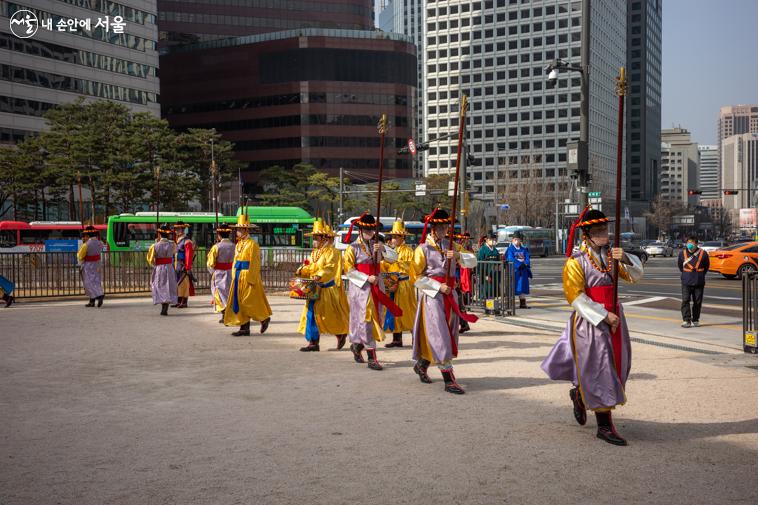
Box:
[708,241,758,279]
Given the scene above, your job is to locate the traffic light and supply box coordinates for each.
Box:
[687,189,703,196]
[723,190,739,196]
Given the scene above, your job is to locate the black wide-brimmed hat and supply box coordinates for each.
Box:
[576,209,613,229]
[81,225,98,236]
[157,224,173,236]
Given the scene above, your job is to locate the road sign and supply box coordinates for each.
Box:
[408,138,417,155]
[415,183,426,197]
[448,180,455,197]
[499,204,510,210]
[588,191,601,198]
[624,207,630,221]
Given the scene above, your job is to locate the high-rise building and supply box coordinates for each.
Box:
[1,1,160,143]
[717,104,758,183]
[626,0,662,210]
[660,127,699,206]
[158,2,417,184]
[378,0,424,176]
[721,132,758,212]
[697,145,719,199]
[423,0,627,205]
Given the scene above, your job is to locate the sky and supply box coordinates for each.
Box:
[661,0,758,145]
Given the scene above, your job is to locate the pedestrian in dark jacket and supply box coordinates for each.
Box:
[677,235,710,328]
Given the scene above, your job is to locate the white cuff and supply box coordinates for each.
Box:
[459,252,477,268]
[621,253,644,283]
[571,293,608,327]
[382,246,398,263]
[346,269,369,288]
[415,276,442,298]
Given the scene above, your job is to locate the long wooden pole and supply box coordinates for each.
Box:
[375,114,389,264]
[446,94,469,283]
[76,171,84,229]
[612,67,626,310]
[211,136,218,230]
[155,164,160,238]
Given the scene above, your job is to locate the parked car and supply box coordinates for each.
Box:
[671,239,684,249]
[708,242,758,279]
[494,242,509,258]
[700,240,730,253]
[643,241,673,257]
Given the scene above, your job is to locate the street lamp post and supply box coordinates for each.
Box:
[545,0,591,208]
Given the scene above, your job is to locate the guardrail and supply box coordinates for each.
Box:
[743,270,758,354]
[0,248,311,299]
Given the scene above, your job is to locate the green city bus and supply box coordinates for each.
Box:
[106,207,315,251]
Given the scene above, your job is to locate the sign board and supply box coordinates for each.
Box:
[740,208,757,228]
[408,138,417,155]
[624,207,631,221]
[44,239,79,253]
[415,183,426,197]
[568,147,578,165]
[588,191,601,198]
[448,180,455,197]
[672,215,695,225]
[563,203,580,216]
[499,204,510,210]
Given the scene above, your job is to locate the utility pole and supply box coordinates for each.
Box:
[578,0,591,208]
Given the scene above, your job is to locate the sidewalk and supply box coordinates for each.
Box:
[1,296,757,504]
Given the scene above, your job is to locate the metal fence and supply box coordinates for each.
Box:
[0,248,311,299]
[743,271,758,354]
[467,260,516,317]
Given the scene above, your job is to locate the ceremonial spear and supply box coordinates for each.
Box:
[612,67,627,310]
[445,94,469,284]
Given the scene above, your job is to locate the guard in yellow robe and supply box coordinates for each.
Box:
[382,220,417,348]
[223,214,272,336]
[296,220,349,352]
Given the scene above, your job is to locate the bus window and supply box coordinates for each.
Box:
[0,230,16,248]
[20,230,48,244]
[113,221,129,247]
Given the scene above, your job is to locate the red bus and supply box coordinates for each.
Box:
[0,221,107,252]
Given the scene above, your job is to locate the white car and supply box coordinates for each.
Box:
[643,241,673,257]
[700,240,730,253]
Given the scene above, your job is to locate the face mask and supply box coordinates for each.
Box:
[686,243,697,252]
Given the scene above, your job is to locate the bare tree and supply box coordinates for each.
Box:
[644,194,686,239]
[496,154,558,228]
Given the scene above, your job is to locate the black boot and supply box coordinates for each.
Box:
[300,337,320,352]
[596,411,627,446]
[172,297,182,308]
[177,297,188,308]
[413,359,432,384]
[570,387,587,426]
[335,334,347,350]
[85,298,95,307]
[350,343,365,363]
[442,369,465,394]
[97,295,104,307]
[232,322,251,337]
[459,319,471,334]
[160,303,169,316]
[519,298,528,309]
[385,332,403,348]
[3,293,14,307]
[260,317,270,334]
[218,316,225,324]
[366,348,383,370]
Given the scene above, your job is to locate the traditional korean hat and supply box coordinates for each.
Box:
[173,220,189,229]
[343,211,378,243]
[420,207,452,243]
[305,218,329,237]
[386,220,411,236]
[454,231,471,241]
[231,213,259,231]
[512,231,525,240]
[157,224,173,237]
[215,223,233,234]
[81,225,98,237]
[565,206,613,257]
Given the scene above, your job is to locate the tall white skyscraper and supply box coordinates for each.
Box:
[697,145,719,199]
[423,0,627,204]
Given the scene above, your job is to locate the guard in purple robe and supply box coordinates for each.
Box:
[77,225,105,307]
[342,212,403,371]
[147,225,178,316]
[411,208,478,394]
[541,208,644,445]
[207,225,236,323]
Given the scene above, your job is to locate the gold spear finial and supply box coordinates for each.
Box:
[377,114,389,135]
[616,67,627,97]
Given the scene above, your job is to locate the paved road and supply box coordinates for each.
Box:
[514,255,745,350]
[2,297,758,505]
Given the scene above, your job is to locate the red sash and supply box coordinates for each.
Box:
[155,257,173,265]
[585,284,622,380]
[84,255,100,262]
[460,268,473,293]
[215,262,232,270]
[354,263,403,317]
[430,276,479,325]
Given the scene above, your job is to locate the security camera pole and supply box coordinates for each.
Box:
[546,0,591,208]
